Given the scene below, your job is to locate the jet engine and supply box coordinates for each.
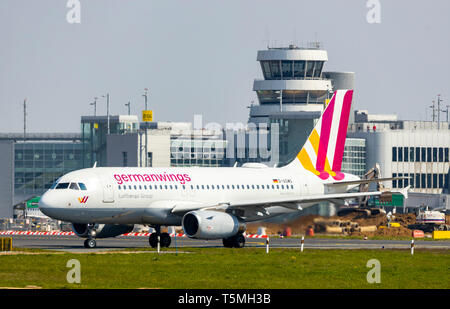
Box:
[182,211,246,239]
[71,223,134,238]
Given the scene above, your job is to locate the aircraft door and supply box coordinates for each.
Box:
[102,178,115,203]
[299,176,311,196]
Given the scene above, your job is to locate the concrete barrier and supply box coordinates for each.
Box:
[432,231,450,240]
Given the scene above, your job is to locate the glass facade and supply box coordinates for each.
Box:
[170,138,227,167]
[14,142,83,196]
[341,138,366,177]
[392,172,449,191]
[392,146,449,163]
[81,117,138,167]
[256,89,327,104]
[260,60,325,80]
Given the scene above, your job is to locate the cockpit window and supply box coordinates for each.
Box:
[78,183,87,190]
[55,182,70,189]
[69,182,80,190]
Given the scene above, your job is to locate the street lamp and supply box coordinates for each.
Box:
[142,88,149,167]
[101,93,110,134]
[90,97,98,116]
[125,101,131,115]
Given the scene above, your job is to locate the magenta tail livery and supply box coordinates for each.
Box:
[286,89,353,181]
[39,90,408,249]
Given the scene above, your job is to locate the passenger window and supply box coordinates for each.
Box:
[118,185,121,190]
[69,182,79,190]
[128,185,132,190]
[55,182,70,189]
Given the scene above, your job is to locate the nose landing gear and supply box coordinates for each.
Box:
[83,223,97,248]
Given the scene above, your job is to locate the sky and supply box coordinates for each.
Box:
[1,0,449,133]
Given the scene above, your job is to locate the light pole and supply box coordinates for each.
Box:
[142,89,149,167]
[90,97,97,116]
[23,98,27,142]
[125,101,131,115]
[102,93,110,134]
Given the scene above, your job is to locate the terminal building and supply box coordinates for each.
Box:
[348,110,450,210]
[0,133,83,217]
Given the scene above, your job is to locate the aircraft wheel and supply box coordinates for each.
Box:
[84,238,96,249]
[149,233,158,248]
[222,238,233,248]
[160,233,171,248]
[233,234,245,248]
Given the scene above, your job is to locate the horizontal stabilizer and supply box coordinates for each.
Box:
[325,177,411,187]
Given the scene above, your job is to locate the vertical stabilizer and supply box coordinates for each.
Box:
[284,90,353,181]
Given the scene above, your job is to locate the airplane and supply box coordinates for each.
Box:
[39,89,408,248]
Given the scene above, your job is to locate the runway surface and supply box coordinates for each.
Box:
[7,234,450,252]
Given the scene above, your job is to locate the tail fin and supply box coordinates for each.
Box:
[285,89,353,181]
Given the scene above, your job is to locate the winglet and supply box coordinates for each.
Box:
[393,185,410,199]
[93,161,97,168]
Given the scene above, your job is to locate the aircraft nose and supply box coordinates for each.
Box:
[38,191,58,217]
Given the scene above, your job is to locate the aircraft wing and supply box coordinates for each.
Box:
[325,177,410,187]
[221,190,385,209]
[170,187,409,214]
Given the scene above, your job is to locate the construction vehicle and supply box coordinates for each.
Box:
[408,207,450,233]
[338,163,401,216]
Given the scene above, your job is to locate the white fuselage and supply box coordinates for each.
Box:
[39,166,358,225]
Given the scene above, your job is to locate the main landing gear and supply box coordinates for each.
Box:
[83,223,97,249]
[148,226,172,248]
[222,233,245,248]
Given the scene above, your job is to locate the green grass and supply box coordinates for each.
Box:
[0,248,449,289]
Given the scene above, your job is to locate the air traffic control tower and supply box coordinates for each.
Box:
[249,43,354,165]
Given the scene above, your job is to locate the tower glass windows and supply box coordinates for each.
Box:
[281,61,293,79]
[270,61,281,79]
[305,61,314,77]
[293,61,305,78]
[314,61,324,77]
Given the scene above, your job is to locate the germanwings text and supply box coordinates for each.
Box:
[114,173,192,185]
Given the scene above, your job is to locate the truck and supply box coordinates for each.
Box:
[408,207,450,233]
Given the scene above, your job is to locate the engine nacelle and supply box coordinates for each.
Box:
[72,223,134,238]
[182,211,246,239]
